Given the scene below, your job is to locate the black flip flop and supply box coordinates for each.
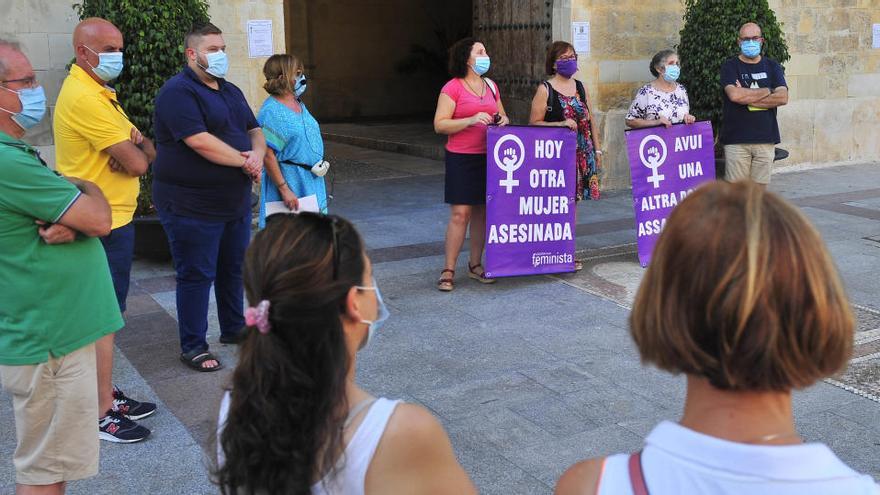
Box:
[180,350,223,372]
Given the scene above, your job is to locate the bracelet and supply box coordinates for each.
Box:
[278,181,287,189]
[595,150,604,156]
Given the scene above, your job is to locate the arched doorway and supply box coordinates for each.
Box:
[284,0,472,121]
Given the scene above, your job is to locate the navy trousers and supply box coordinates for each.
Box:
[100,222,135,312]
[158,210,250,355]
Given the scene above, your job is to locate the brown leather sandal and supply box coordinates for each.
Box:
[468,263,496,284]
[438,269,454,292]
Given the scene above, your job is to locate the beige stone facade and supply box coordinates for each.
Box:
[564,0,880,188]
[0,0,285,167]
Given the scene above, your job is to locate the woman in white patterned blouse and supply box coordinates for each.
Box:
[625,50,696,129]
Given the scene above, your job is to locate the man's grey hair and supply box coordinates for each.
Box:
[0,39,23,80]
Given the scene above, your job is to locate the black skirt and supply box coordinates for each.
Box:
[444,151,487,205]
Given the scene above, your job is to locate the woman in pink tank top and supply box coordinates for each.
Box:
[215,214,476,495]
[557,181,879,494]
[433,37,510,292]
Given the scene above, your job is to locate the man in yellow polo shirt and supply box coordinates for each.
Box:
[55,17,157,443]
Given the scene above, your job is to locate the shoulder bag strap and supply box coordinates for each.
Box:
[627,451,650,495]
[483,77,498,101]
[544,81,555,113]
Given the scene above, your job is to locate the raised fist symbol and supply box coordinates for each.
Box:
[502,147,519,167]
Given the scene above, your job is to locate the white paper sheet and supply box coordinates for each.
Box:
[265,195,320,216]
[572,21,590,54]
[247,20,273,58]
[873,24,880,49]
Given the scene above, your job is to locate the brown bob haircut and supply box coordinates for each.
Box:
[262,54,303,96]
[545,41,575,76]
[630,181,853,392]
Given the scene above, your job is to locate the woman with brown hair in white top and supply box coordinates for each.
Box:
[215,213,477,495]
[557,181,879,495]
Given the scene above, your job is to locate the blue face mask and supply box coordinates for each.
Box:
[199,50,229,79]
[741,40,762,58]
[0,85,47,130]
[357,278,389,349]
[663,64,680,82]
[85,46,124,81]
[294,74,307,98]
[472,56,490,76]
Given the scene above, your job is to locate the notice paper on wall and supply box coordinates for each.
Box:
[265,195,320,216]
[873,24,880,49]
[572,21,590,54]
[247,19,273,58]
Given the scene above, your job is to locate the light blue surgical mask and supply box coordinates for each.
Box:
[471,56,490,76]
[356,278,389,349]
[294,74,307,98]
[0,85,47,130]
[84,46,124,81]
[199,50,229,79]
[663,64,680,82]
[741,40,761,58]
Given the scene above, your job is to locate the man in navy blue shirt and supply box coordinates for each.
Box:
[153,22,265,371]
[720,22,788,187]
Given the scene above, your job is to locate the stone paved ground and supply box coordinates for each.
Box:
[2,144,879,494]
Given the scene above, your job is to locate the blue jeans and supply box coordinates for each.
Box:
[157,210,250,355]
[100,222,135,312]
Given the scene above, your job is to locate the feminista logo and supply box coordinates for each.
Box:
[531,251,573,267]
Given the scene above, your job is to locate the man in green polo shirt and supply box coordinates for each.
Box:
[0,40,125,493]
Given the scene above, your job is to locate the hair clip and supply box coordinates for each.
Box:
[245,300,272,334]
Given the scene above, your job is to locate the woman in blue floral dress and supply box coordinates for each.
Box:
[257,54,328,228]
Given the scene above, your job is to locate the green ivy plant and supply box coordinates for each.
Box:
[677,0,790,144]
[73,0,210,215]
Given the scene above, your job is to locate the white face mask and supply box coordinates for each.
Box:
[355,278,389,350]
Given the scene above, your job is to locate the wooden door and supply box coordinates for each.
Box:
[473,0,553,120]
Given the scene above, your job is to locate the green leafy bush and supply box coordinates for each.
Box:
[677,0,790,141]
[73,0,210,215]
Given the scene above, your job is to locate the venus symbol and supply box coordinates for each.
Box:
[494,134,526,194]
[638,135,667,188]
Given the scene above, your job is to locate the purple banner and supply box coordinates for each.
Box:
[485,126,577,278]
[626,121,715,267]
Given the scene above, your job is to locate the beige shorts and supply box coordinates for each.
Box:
[724,143,775,184]
[0,344,99,486]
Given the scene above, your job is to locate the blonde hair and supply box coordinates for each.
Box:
[262,54,303,96]
[630,181,853,391]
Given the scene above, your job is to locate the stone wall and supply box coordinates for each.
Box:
[0,0,285,167]
[566,0,880,189]
[0,0,80,167]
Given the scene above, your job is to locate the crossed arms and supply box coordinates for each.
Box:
[724,80,788,109]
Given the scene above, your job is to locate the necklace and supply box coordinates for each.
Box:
[747,431,801,444]
[463,78,486,101]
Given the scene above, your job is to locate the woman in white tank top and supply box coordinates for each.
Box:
[214,213,477,495]
[557,181,879,495]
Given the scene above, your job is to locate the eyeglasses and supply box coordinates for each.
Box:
[0,76,38,89]
[327,215,341,281]
[264,212,343,279]
[739,36,764,42]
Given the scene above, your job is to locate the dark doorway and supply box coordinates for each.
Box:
[285,0,473,122]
